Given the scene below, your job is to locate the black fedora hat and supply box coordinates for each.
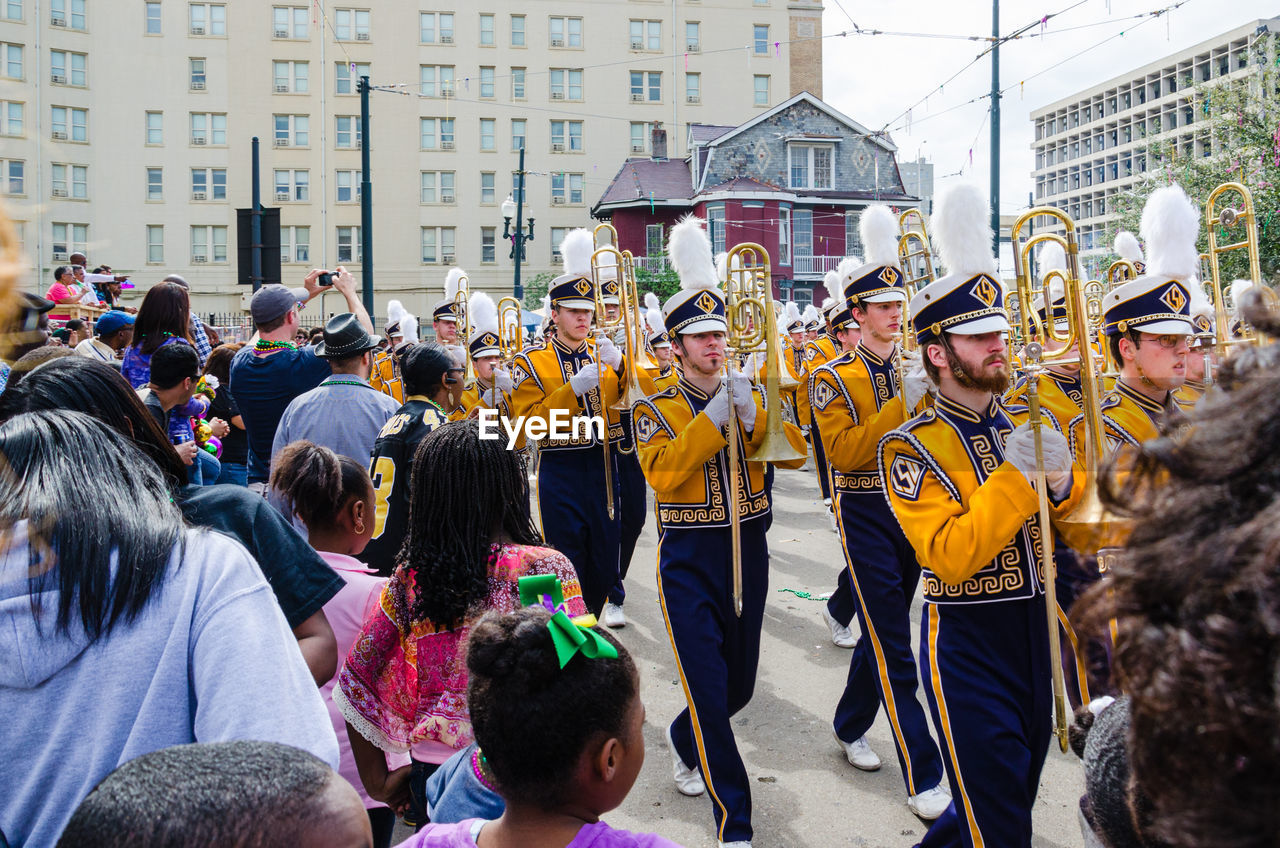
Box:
[314,313,382,358]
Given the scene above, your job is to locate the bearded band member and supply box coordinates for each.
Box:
[878,184,1084,848]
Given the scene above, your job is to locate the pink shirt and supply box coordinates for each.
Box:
[397,819,685,848]
[319,551,411,810]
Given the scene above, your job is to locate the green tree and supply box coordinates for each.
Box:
[1108,33,1280,290]
[635,264,681,305]
[521,272,553,311]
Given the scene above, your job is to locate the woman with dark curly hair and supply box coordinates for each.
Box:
[1073,293,1280,848]
[121,281,195,388]
[335,418,587,828]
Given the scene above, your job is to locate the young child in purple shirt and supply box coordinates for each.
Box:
[396,606,683,848]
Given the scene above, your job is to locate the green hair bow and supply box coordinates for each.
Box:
[518,575,617,669]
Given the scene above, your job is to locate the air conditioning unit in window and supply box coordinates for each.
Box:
[630,93,644,102]
[440,35,453,44]
[192,191,207,200]
[191,25,205,35]
[274,28,289,38]
[441,192,455,203]
[192,81,206,90]
[51,73,67,84]
[274,138,289,147]
[51,13,66,25]
[52,251,68,261]
[356,32,369,40]
[274,84,289,93]
[551,142,565,152]
[630,39,643,49]
[551,251,562,263]
[192,136,207,145]
[686,43,700,52]
[441,140,454,150]
[52,188,68,197]
[686,95,700,104]
[442,253,455,264]
[192,254,207,263]
[550,91,565,100]
[276,192,290,202]
[552,196,565,205]
[630,144,645,153]
[550,38,564,47]
[52,130,68,140]
[440,85,454,96]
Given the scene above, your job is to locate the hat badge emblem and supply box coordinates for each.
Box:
[1159,283,1187,314]
[696,292,718,313]
[879,267,900,286]
[970,275,999,308]
[574,278,591,296]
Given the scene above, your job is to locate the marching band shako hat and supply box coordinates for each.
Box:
[431,268,466,323]
[784,301,804,334]
[1114,230,1147,276]
[385,300,419,349]
[1033,241,1070,332]
[841,205,909,306]
[663,216,726,336]
[549,228,596,310]
[824,269,857,331]
[802,304,820,332]
[1103,184,1199,337]
[644,292,672,348]
[909,183,1009,345]
[467,290,502,359]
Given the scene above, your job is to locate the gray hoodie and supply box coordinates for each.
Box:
[0,523,339,847]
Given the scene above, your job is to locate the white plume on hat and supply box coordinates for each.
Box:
[469,290,498,334]
[1187,278,1213,320]
[646,305,668,336]
[1230,279,1254,315]
[559,228,594,278]
[644,291,661,312]
[860,205,901,268]
[714,251,729,283]
[387,299,406,331]
[934,183,998,278]
[835,256,862,281]
[1140,184,1200,281]
[1038,242,1066,275]
[802,304,820,325]
[541,294,551,313]
[668,216,719,291]
[784,301,802,327]
[823,270,842,304]
[400,312,419,345]
[444,268,467,301]
[1114,231,1144,264]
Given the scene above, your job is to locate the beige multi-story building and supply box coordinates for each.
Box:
[1029,17,1278,276]
[0,0,823,317]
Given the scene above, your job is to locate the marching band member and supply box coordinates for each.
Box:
[646,293,680,390]
[802,305,820,342]
[878,184,1084,847]
[508,229,623,617]
[805,275,843,518]
[430,268,466,348]
[449,290,514,421]
[1114,229,1147,276]
[812,206,949,818]
[1177,283,1216,406]
[370,300,417,404]
[633,217,805,848]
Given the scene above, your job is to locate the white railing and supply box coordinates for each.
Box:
[637,255,669,274]
[793,255,842,275]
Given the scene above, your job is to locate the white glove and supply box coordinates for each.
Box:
[1004,423,1074,498]
[725,369,757,430]
[598,336,623,370]
[569,362,600,397]
[703,389,731,428]
[444,345,466,369]
[492,368,514,394]
[902,364,931,410]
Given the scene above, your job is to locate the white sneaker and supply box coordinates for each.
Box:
[665,726,705,796]
[908,782,952,820]
[827,510,839,534]
[601,602,626,629]
[834,731,882,771]
[822,497,832,509]
[821,606,857,649]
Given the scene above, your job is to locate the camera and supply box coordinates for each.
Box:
[317,272,334,287]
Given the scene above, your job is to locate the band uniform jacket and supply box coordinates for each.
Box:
[633,379,806,530]
[878,394,1085,604]
[507,336,625,451]
[370,349,405,404]
[800,334,840,426]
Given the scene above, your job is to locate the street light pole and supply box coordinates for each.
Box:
[503,146,535,303]
[358,75,374,316]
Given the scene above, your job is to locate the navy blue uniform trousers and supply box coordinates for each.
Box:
[826,565,857,627]
[833,491,943,796]
[917,595,1053,848]
[810,410,831,501]
[608,446,647,606]
[657,517,769,845]
[536,446,620,616]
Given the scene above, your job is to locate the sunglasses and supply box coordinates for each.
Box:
[1137,333,1189,349]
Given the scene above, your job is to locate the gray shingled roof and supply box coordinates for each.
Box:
[688,124,735,146]
[595,158,693,207]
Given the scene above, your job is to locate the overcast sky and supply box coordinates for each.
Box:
[820,0,1278,213]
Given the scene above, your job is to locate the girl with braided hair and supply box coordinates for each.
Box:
[336,419,588,829]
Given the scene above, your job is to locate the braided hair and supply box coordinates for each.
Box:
[400,419,542,628]
[270,440,372,530]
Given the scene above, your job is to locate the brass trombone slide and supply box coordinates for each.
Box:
[494,295,523,410]
[895,208,934,401]
[452,273,474,385]
[1205,181,1264,348]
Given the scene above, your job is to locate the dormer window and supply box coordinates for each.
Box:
[788,143,833,190]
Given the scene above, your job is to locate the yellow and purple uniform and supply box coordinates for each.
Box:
[369,349,404,404]
[803,332,840,502]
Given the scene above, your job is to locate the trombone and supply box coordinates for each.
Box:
[723,243,806,616]
[452,273,474,385]
[589,243,629,521]
[895,208,934,397]
[494,295,523,410]
[1104,258,1139,288]
[1205,181,1266,348]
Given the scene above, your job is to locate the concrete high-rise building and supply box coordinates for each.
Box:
[1029,17,1278,276]
[0,0,823,315]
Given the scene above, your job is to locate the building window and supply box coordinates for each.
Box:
[420,65,456,97]
[479,13,494,45]
[190,112,227,145]
[706,205,725,254]
[273,169,308,201]
[479,66,495,98]
[481,227,496,263]
[146,225,164,263]
[549,120,583,152]
[335,169,361,202]
[479,118,495,151]
[190,167,227,201]
[753,24,769,54]
[281,226,310,264]
[333,8,369,41]
[551,172,584,204]
[190,225,228,263]
[145,111,162,144]
[511,119,526,151]
[419,11,453,43]
[549,68,582,101]
[272,114,308,146]
[845,210,862,257]
[686,73,700,104]
[335,62,370,95]
[753,75,769,106]
[480,172,495,204]
[2,43,23,80]
[630,122,646,154]
[629,20,661,51]
[2,159,24,195]
[0,0,18,20]
[273,6,308,38]
[645,224,664,259]
[794,209,812,261]
[50,106,87,142]
[630,71,661,102]
[420,227,456,264]
[51,222,87,260]
[778,207,791,265]
[420,171,456,204]
[189,58,206,90]
[788,144,832,189]
[336,226,361,263]
[511,67,525,99]
[272,60,308,93]
[550,227,566,263]
[511,173,525,204]
[50,164,87,199]
[686,21,700,51]
[510,15,525,46]
[145,2,161,33]
[549,16,582,48]
[334,115,361,148]
[146,167,163,200]
[50,0,85,29]
[50,50,86,87]
[189,3,226,36]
